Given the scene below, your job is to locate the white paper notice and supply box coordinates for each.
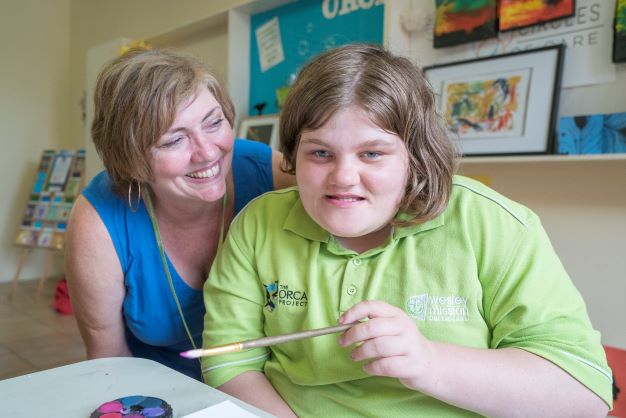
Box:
[182,400,263,418]
[49,155,73,185]
[255,17,285,72]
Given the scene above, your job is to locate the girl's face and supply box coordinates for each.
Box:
[149,87,234,205]
[295,105,409,252]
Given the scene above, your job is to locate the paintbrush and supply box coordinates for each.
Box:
[180,323,356,359]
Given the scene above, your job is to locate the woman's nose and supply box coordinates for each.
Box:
[190,133,219,162]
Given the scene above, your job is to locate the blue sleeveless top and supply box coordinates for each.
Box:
[82,139,274,380]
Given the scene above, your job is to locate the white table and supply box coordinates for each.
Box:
[0,357,274,417]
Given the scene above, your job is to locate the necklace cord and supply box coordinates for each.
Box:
[143,188,228,356]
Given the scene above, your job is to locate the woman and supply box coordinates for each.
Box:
[65,48,293,380]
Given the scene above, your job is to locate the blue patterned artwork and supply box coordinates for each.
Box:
[557,112,626,154]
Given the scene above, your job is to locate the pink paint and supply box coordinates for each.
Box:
[97,401,123,413]
[99,413,123,418]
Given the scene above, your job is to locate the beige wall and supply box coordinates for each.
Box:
[67,0,251,152]
[2,0,249,283]
[0,0,71,282]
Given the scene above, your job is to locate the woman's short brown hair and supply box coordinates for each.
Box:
[279,43,458,226]
[91,47,235,195]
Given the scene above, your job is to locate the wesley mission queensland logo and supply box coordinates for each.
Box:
[263,281,308,312]
[406,294,469,322]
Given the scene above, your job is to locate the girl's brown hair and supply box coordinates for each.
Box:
[279,43,458,226]
[91,48,235,195]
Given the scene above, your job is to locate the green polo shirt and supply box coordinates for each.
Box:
[202,175,612,417]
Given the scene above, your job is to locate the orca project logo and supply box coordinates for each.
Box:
[263,282,278,312]
[263,281,308,312]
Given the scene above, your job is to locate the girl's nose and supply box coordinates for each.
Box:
[329,158,359,187]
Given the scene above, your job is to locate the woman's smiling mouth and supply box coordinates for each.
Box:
[186,164,220,179]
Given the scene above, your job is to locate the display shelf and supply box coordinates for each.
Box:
[460,153,626,165]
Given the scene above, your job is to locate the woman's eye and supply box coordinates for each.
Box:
[159,136,184,148]
[203,118,224,131]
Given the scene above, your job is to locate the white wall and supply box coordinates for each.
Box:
[386,0,626,116]
[0,0,71,282]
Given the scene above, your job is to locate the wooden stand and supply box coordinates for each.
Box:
[8,247,58,300]
[11,149,85,301]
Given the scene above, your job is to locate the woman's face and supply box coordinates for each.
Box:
[295,105,409,252]
[149,86,234,205]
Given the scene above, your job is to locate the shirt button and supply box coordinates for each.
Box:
[347,285,357,295]
[352,258,362,266]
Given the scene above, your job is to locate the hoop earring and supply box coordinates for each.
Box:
[128,179,141,212]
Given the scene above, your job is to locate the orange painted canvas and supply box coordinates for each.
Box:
[605,345,626,417]
[434,0,497,48]
[499,0,575,32]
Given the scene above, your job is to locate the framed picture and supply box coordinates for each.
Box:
[498,0,575,32]
[423,45,564,156]
[614,0,626,63]
[557,111,626,154]
[434,0,497,48]
[237,115,280,149]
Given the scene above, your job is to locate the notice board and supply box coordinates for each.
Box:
[249,0,384,116]
[15,149,86,250]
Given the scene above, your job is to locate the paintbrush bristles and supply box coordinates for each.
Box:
[180,342,243,359]
[181,323,355,359]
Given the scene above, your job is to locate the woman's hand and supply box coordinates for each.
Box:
[338,300,437,392]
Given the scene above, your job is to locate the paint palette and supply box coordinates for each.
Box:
[90,395,172,418]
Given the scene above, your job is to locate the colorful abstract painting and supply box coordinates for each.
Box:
[441,69,530,139]
[499,0,575,32]
[615,0,626,62]
[434,0,497,48]
[557,112,626,154]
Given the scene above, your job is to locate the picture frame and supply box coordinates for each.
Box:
[423,45,564,156]
[614,0,626,63]
[237,114,280,149]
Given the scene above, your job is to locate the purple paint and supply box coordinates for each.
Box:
[142,407,165,417]
[92,395,171,418]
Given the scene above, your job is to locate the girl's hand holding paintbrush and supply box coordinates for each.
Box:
[338,300,436,393]
[180,322,358,359]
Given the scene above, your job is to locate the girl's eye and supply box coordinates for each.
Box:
[313,150,330,158]
[362,151,382,159]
